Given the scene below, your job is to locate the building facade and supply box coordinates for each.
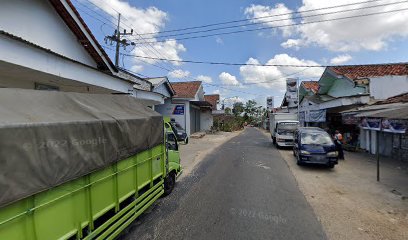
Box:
[0,0,162,105]
[155,81,213,136]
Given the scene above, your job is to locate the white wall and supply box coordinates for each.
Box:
[153,84,172,98]
[155,100,190,135]
[200,110,213,131]
[0,36,132,94]
[370,75,408,100]
[0,0,97,67]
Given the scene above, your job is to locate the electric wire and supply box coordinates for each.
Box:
[131,0,408,40]
[131,7,408,44]
[138,0,391,35]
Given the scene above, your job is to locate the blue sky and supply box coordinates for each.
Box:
[73,0,408,107]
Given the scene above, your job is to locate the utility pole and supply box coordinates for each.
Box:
[104,13,135,67]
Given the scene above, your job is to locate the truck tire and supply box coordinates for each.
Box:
[163,173,175,196]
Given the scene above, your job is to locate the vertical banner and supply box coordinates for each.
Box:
[286,78,298,108]
[266,97,274,112]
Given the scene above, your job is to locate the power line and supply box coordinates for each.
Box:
[90,1,190,78]
[130,7,408,44]
[132,0,408,40]
[116,52,324,67]
[136,0,392,35]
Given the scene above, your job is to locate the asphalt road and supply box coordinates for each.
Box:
[119,127,326,240]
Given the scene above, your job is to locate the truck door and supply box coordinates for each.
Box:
[166,132,181,167]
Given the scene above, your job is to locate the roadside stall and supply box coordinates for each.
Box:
[355,105,408,181]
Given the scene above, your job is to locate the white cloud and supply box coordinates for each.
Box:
[213,89,220,94]
[281,39,304,50]
[132,39,186,67]
[168,69,190,78]
[330,54,352,64]
[196,75,213,83]
[89,0,186,70]
[244,3,295,37]
[219,72,240,86]
[129,65,143,73]
[221,96,245,107]
[239,54,323,91]
[244,1,408,52]
[215,37,224,44]
[296,0,408,52]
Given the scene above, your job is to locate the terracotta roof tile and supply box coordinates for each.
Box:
[301,81,319,93]
[376,92,408,105]
[204,94,220,110]
[329,64,408,80]
[171,81,201,98]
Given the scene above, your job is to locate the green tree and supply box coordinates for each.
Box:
[232,102,244,116]
[244,100,257,118]
[224,107,232,115]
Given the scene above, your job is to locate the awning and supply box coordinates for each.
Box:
[355,106,408,119]
[191,101,213,109]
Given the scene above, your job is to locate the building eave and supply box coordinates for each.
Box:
[49,0,117,73]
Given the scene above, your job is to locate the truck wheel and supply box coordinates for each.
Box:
[163,173,175,196]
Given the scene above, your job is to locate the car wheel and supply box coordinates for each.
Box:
[184,138,188,144]
[296,154,302,166]
[328,163,335,169]
[163,173,175,196]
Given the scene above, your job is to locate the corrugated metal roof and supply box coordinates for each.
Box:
[354,105,408,119]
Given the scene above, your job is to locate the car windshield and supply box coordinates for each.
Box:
[301,132,333,145]
[277,122,299,134]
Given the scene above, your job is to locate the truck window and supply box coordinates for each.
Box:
[166,133,178,151]
[277,123,299,135]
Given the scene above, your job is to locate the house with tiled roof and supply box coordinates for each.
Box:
[298,63,408,128]
[155,81,214,135]
[204,94,219,110]
[0,0,164,105]
[296,64,408,159]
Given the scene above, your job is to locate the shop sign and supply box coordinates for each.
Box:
[360,118,381,130]
[382,119,407,134]
[173,105,184,115]
[342,113,359,125]
[305,109,326,122]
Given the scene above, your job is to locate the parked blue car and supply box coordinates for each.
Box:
[293,127,339,168]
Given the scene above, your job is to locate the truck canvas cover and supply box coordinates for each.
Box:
[0,89,163,208]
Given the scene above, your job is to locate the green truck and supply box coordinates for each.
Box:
[0,89,182,240]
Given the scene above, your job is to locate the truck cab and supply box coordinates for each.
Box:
[272,120,300,148]
[269,113,299,148]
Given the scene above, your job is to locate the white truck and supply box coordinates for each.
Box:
[270,113,300,148]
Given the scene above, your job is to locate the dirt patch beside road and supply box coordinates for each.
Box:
[278,148,408,240]
[178,130,242,180]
